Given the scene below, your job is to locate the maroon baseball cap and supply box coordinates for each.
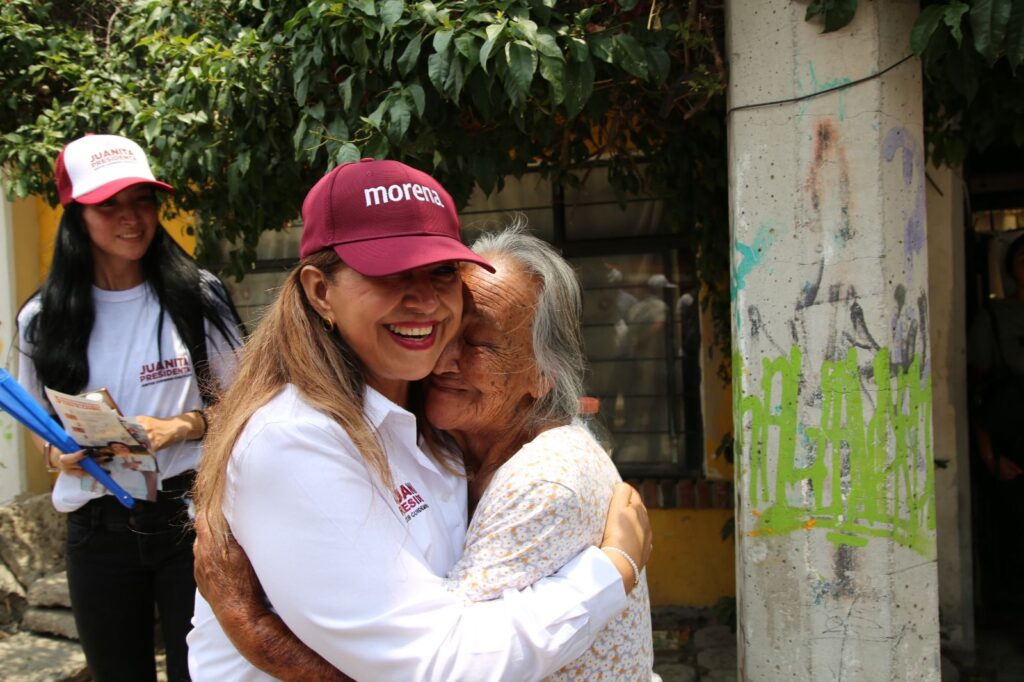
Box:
[299,158,494,276]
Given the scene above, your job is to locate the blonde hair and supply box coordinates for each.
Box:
[194,250,394,549]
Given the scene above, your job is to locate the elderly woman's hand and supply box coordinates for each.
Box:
[600,483,653,595]
[193,512,262,609]
[193,514,353,682]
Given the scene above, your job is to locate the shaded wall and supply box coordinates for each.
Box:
[925,164,972,651]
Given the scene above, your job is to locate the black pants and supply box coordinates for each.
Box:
[987,476,1024,613]
[66,474,196,682]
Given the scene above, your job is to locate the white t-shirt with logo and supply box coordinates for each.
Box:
[17,279,240,512]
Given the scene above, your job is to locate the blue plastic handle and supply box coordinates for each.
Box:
[0,370,135,508]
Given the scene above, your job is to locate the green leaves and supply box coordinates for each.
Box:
[804,0,859,34]
[945,3,971,46]
[433,28,454,54]
[533,29,561,59]
[613,34,648,79]
[397,33,422,76]
[1007,1,1024,70]
[504,41,537,106]
[539,55,565,105]
[971,0,1013,62]
[564,57,595,120]
[387,96,412,142]
[380,0,405,28]
[567,37,589,62]
[0,0,728,277]
[350,0,376,17]
[336,142,361,165]
[911,0,1022,72]
[479,21,506,71]
[912,3,970,53]
[427,47,450,92]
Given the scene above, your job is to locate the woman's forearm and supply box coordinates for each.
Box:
[214,597,350,682]
[135,410,206,451]
[193,514,351,681]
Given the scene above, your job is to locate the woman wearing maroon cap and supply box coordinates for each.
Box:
[188,160,651,681]
[16,133,244,681]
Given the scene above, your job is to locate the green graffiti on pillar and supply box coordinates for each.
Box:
[735,346,935,557]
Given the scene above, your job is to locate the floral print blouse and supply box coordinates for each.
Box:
[447,424,655,681]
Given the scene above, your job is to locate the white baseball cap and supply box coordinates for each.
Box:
[55,134,173,207]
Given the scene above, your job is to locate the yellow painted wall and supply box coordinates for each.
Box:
[646,508,736,607]
[10,198,47,494]
[11,199,42,311]
[700,285,734,481]
[162,207,198,255]
[34,199,59,278]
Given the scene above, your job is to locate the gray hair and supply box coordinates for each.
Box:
[471,221,585,428]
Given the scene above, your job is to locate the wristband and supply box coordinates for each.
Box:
[603,546,640,588]
[42,442,58,473]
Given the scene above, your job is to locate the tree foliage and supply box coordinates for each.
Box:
[11,1,1015,357]
[804,0,1024,165]
[0,0,728,293]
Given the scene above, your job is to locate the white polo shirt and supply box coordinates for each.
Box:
[188,384,626,682]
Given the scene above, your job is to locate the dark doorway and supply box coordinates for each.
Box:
[964,145,1024,678]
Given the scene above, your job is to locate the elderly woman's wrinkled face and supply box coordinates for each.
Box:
[425,255,544,441]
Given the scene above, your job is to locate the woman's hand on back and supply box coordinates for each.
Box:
[193,512,263,616]
[599,483,653,594]
[193,513,352,681]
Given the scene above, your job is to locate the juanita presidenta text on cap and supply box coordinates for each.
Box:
[55,134,173,207]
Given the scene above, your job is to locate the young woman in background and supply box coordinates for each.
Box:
[17,133,243,681]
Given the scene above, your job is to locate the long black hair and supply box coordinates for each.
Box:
[22,198,243,400]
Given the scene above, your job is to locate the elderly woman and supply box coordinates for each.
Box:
[195,225,655,680]
[427,227,655,679]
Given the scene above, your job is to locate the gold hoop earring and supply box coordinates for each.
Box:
[321,316,335,333]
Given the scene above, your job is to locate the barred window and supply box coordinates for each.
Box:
[462,167,703,477]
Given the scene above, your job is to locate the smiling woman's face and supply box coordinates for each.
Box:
[303,259,464,404]
[424,254,543,443]
[80,184,159,269]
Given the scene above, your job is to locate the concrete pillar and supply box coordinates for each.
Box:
[925,164,973,654]
[726,1,940,680]
[0,193,28,504]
